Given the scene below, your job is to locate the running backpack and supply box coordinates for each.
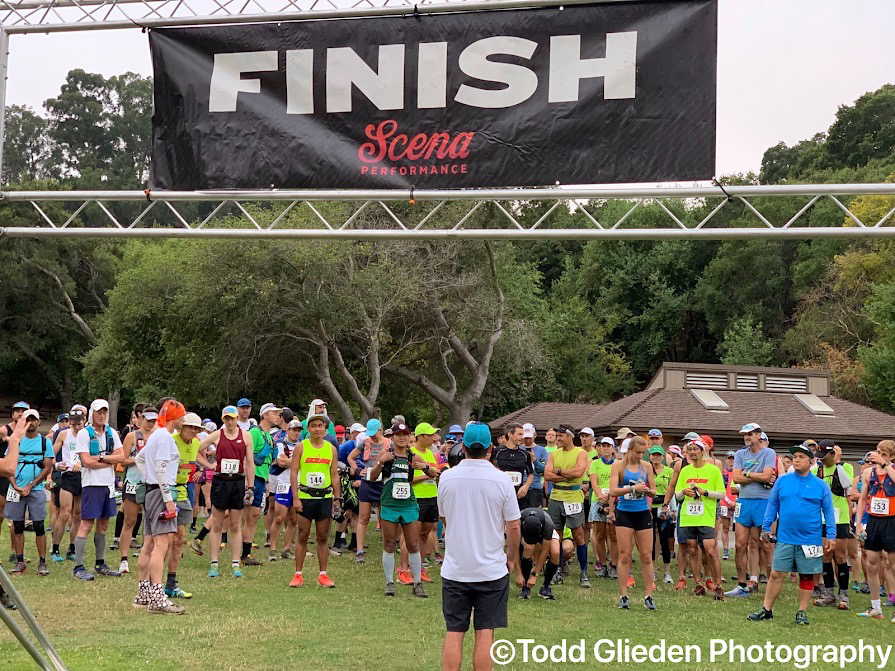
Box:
[86,425,115,456]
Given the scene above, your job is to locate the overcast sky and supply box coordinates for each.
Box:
[6,0,895,177]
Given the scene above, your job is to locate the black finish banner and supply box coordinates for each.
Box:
[149,1,717,190]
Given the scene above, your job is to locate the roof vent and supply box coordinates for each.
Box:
[766,375,808,393]
[690,388,730,411]
[686,372,727,389]
[794,394,834,416]
[736,373,759,390]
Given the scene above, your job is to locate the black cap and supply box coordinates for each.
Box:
[391,423,411,435]
[558,424,576,436]
[790,443,813,457]
[280,407,295,423]
[815,439,835,458]
[521,510,545,545]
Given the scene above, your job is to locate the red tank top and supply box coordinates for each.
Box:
[215,429,246,475]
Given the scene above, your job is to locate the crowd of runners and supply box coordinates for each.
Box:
[0,397,894,627]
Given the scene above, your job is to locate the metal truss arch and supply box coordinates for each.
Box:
[1,184,894,240]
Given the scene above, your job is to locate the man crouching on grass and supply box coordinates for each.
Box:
[133,402,187,615]
[747,442,835,626]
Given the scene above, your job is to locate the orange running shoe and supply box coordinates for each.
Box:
[397,570,414,586]
[627,575,635,588]
[289,573,304,588]
[421,569,433,583]
[675,577,687,591]
[317,574,335,588]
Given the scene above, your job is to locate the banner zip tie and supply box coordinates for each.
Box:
[712,178,732,202]
[144,189,152,203]
[409,186,415,205]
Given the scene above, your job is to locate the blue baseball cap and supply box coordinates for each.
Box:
[12,401,29,410]
[448,424,463,435]
[366,418,382,436]
[463,422,492,449]
[648,429,662,438]
[237,398,252,408]
[56,413,69,422]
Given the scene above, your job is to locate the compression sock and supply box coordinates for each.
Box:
[114,510,125,539]
[576,543,588,573]
[196,526,210,541]
[74,536,87,568]
[93,533,106,566]
[837,563,850,592]
[68,543,75,556]
[222,532,228,544]
[409,551,422,583]
[823,561,835,589]
[52,544,59,555]
[544,561,559,588]
[521,556,533,583]
[166,572,177,591]
[382,551,395,583]
[133,513,142,538]
[242,541,252,559]
[15,554,23,562]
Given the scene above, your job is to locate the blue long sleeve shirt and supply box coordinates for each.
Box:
[762,471,836,544]
[528,444,548,490]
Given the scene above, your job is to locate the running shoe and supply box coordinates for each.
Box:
[329,547,342,557]
[520,586,531,599]
[189,539,203,556]
[264,533,270,548]
[73,566,94,581]
[110,538,120,552]
[384,582,395,597]
[675,577,687,591]
[268,551,277,562]
[289,573,304,588]
[165,586,192,599]
[746,580,759,593]
[243,555,262,566]
[714,587,725,601]
[10,561,26,575]
[50,552,64,563]
[693,584,706,596]
[281,550,295,560]
[422,556,432,569]
[858,607,883,619]
[795,609,809,625]
[837,592,850,610]
[618,595,629,609]
[66,551,76,561]
[355,552,366,565]
[397,570,414,586]
[412,582,428,598]
[663,572,673,584]
[859,582,870,594]
[552,572,563,585]
[598,564,609,578]
[232,565,243,578]
[0,590,16,610]
[814,588,835,607]
[747,607,773,621]
[725,586,751,598]
[608,565,618,579]
[130,539,141,549]
[882,586,889,598]
[580,572,591,589]
[7,553,15,563]
[594,561,604,575]
[94,564,121,577]
[149,602,185,616]
[538,585,555,600]
[644,595,656,611]
[37,561,49,576]
[851,581,863,593]
[421,569,433,583]
[627,575,635,588]
[317,574,335,588]
[759,574,768,584]
[435,552,443,565]
[208,563,219,578]
[722,549,730,560]
[119,560,129,574]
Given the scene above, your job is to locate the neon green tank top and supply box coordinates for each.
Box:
[297,439,333,499]
[551,448,585,503]
[411,447,437,499]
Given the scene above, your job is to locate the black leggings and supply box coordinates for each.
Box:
[651,508,673,565]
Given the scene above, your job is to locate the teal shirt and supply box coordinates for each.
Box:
[16,435,53,490]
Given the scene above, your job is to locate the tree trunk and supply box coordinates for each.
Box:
[107,388,120,430]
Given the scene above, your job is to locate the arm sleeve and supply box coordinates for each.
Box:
[154,458,173,503]
[762,481,780,532]
[821,484,837,540]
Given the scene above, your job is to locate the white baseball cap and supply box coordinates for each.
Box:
[599,437,616,447]
[522,422,536,438]
[349,422,365,434]
[579,427,595,436]
[619,437,632,454]
[181,413,203,429]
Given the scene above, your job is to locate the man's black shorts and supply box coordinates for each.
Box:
[865,516,895,553]
[60,473,82,497]
[835,523,853,540]
[211,476,245,511]
[442,576,509,632]
[418,497,439,524]
[298,497,332,521]
[528,489,544,509]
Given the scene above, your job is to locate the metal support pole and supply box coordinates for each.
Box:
[0,567,69,671]
[0,27,9,185]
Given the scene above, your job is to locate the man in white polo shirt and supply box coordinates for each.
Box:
[438,422,521,671]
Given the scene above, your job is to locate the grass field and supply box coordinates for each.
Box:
[0,522,891,671]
